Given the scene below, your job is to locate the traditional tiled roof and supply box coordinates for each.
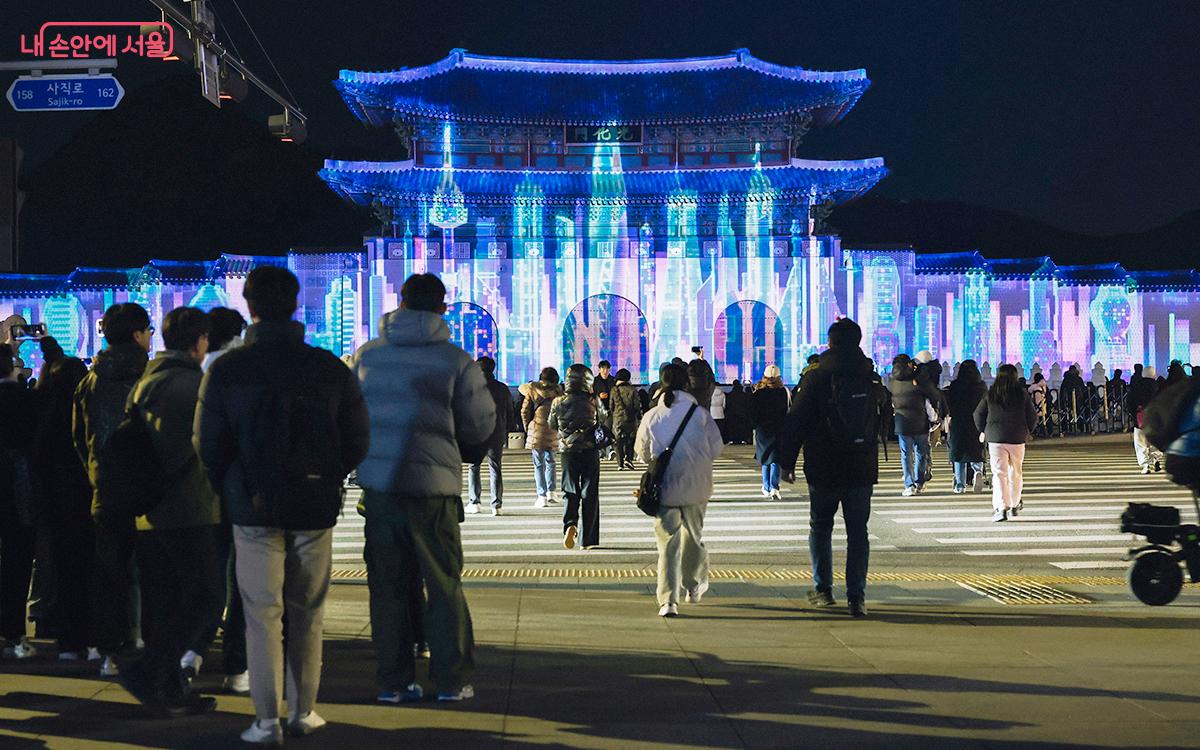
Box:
[1054,263,1130,286]
[913,251,987,274]
[141,259,216,282]
[319,158,888,206]
[65,267,139,289]
[336,49,870,127]
[985,256,1057,280]
[0,274,67,296]
[1128,269,1200,291]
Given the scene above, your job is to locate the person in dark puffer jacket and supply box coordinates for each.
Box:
[73,302,151,678]
[195,267,369,743]
[0,344,38,660]
[549,364,601,550]
[888,354,936,496]
[609,368,641,470]
[944,360,987,493]
[466,356,514,515]
[973,363,1038,523]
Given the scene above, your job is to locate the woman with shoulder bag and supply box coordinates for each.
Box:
[635,364,724,617]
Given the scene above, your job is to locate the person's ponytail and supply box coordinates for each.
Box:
[659,363,688,408]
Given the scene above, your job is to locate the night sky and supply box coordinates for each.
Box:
[4,0,1198,235]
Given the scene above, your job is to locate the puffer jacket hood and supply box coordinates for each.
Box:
[549,390,599,453]
[564,367,594,395]
[382,308,450,347]
[92,342,149,382]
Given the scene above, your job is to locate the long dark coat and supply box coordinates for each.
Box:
[750,386,789,465]
[944,376,987,463]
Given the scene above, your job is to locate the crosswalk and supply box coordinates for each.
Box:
[871,441,1197,571]
[330,440,1197,573]
[333,451,892,564]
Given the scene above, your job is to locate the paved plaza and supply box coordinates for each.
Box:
[3,434,1199,749]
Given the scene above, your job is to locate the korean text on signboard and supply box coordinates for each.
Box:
[564,125,642,145]
[18,21,174,60]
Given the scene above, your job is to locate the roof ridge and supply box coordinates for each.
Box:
[322,157,887,175]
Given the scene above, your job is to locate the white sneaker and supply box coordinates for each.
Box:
[3,637,36,660]
[100,656,120,677]
[1141,464,1151,474]
[770,489,782,502]
[491,506,502,517]
[546,492,560,505]
[658,603,678,617]
[180,650,203,685]
[464,503,481,514]
[287,710,326,737]
[902,487,916,497]
[533,495,547,508]
[240,718,284,746]
[685,589,705,604]
[87,647,102,661]
[224,670,250,695]
[437,685,475,702]
[761,488,771,498]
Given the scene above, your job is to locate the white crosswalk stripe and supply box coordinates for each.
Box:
[332,451,891,563]
[873,440,1196,571]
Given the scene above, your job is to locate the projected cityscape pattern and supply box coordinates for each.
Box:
[2,51,1196,381]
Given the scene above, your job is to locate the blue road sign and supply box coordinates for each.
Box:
[6,74,125,112]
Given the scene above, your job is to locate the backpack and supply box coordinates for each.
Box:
[825,372,885,453]
[95,403,171,521]
[244,374,345,529]
[635,403,698,517]
[1143,379,1200,451]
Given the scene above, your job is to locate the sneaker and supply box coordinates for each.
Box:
[1154,459,1162,473]
[87,647,102,661]
[761,488,771,498]
[770,489,782,502]
[848,600,868,618]
[915,483,926,494]
[240,718,284,746]
[685,586,706,604]
[806,589,837,607]
[180,651,203,686]
[972,471,984,493]
[901,486,916,497]
[100,655,120,677]
[658,603,678,617]
[1141,464,1151,475]
[1009,505,1018,517]
[3,637,36,660]
[546,492,559,505]
[464,503,480,515]
[533,495,547,508]
[953,486,965,494]
[224,671,251,695]
[437,685,475,702]
[992,509,1008,522]
[287,710,326,737]
[491,506,502,517]
[58,650,83,661]
[157,692,217,718]
[378,683,424,704]
[563,525,578,550]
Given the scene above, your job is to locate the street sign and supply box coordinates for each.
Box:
[6,73,124,112]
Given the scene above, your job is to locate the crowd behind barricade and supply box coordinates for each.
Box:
[1,267,1199,744]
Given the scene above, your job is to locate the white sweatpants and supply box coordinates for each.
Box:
[988,442,1026,511]
[654,504,709,607]
[1132,428,1164,469]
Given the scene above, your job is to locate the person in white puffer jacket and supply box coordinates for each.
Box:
[635,363,724,617]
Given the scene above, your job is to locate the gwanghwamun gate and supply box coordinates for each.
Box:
[2,49,1197,383]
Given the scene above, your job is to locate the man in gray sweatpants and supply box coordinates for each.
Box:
[351,273,495,704]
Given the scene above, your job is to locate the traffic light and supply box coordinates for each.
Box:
[219,65,249,102]
[268,112,306,144]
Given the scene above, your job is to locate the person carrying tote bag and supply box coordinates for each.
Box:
[634,364,724,618]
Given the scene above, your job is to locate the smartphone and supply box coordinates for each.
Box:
[11,323,47,341]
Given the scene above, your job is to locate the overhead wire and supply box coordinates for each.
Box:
[225,0,300,110]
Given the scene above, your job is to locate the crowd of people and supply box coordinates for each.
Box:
[2,264,1199,743]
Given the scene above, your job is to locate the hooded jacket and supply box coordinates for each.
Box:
[195,320,369,527]
[351,308,494,498]
[944,372,987,463]
[889,362,934,436]
[609,379,641,433]
[634,390,724,506]
[519,380,563,451]
[779,344,891,487]
[129,350,220,530]
[72,342,148,518]
[549,370,599,453]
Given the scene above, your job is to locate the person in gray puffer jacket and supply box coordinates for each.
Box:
[549,364,601,550]
[351,273,494,704]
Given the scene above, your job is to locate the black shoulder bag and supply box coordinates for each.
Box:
[635,403,698,517]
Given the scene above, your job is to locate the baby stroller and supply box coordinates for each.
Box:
[1121,492,1200,606]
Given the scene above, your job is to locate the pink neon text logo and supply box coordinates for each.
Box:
[19,21,175,60]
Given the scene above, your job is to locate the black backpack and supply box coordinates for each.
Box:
[95,403,172,521]
[635,404,698,517]
[244,372,345,529]
[824,372,885,453]
[1143,379,1200,451]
